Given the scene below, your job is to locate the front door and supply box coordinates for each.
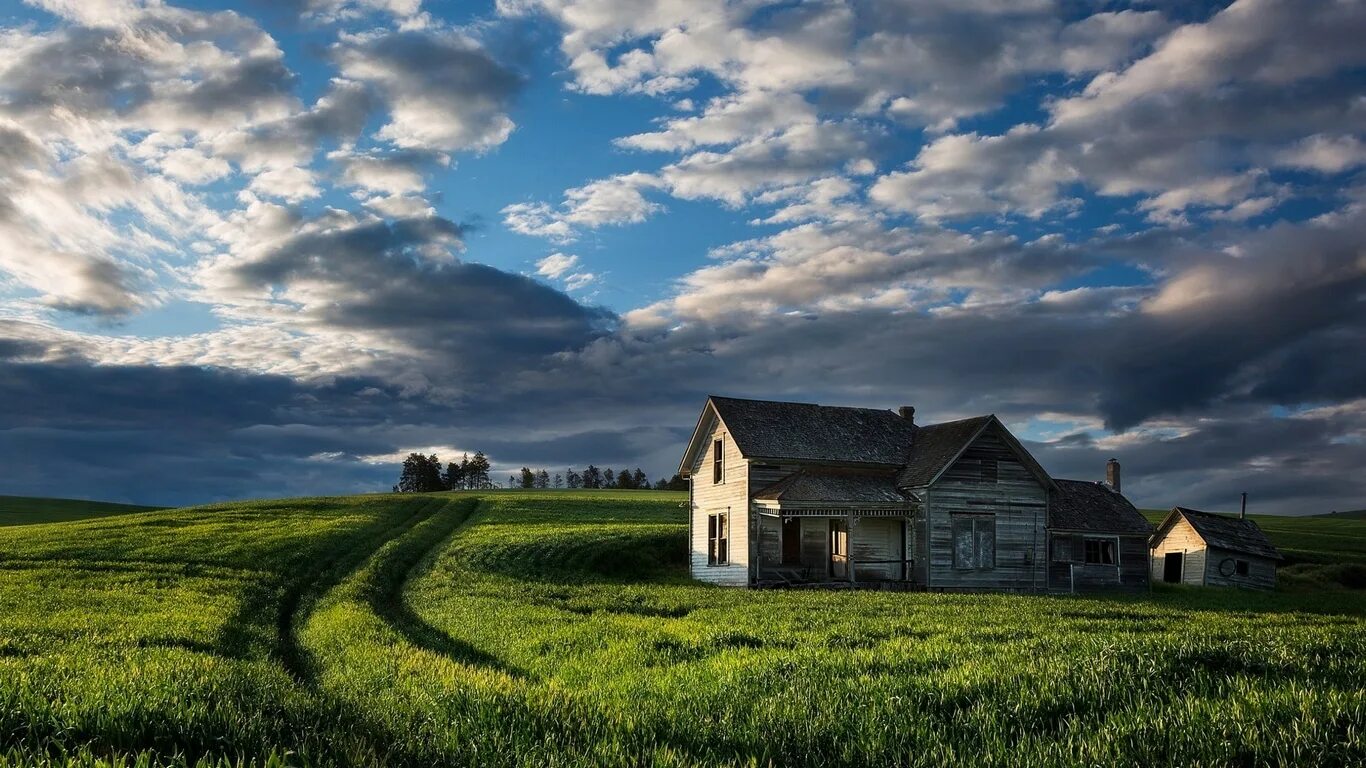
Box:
[782,517,802,565]
[1163,552,1183,583]
[830,519,848,578]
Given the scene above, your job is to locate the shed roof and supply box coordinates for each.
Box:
[752,470,908,505]
[1164,507,1284,560]
[1050,479,1153,535]
[707,396,917,465]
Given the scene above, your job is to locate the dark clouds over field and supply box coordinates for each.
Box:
[0,0,1363,511]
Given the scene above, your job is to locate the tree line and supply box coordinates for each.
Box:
[395,452,687,493]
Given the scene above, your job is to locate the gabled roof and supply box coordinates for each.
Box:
[895,415,992,487]
[705,395,918,465]
[752,470,908,505]
[1050,479,1152,535]
[1159,507,1284,560]
[894,415,1055,491]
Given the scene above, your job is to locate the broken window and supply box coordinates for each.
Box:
[1235,559,1249,576]
[712,438,724,484]
[952,515,996,569]
[1083,538,1117,565]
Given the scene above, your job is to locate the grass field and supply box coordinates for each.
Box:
[0,495,164,526]
[1,491,1364,766]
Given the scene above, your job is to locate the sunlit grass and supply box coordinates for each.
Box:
[1,489,1363,765]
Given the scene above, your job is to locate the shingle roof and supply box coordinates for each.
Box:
[752,470,908,504]
[709,396,917,465]
[894,415,993,488]
[1050,479,1153,535]
[1172,507,1284,560]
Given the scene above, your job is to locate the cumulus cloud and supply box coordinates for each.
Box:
[503,173,663,241]
[332,27,521,152]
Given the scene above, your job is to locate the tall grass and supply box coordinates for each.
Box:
[2,490,1364,766]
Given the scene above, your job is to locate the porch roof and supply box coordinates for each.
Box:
[752,470,908,505]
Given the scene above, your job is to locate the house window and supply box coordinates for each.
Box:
[952,514,996,569]
[1235,559,1249,576]
[1083,538,1117,565]
[712,438,724,484]
[707,512,728,565]
[1050,534,1073,563]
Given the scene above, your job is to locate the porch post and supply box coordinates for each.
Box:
[846,508,856,584]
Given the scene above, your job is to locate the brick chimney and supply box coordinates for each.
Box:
[1106,458,1121,494]
[898,406,915,424]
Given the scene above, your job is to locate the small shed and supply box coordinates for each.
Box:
[1150,507,1284,589]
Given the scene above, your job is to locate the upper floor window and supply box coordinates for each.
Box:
[1235,559,1249,576]
[712,437,724,484]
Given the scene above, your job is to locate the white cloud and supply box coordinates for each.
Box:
[503,172,663,241]
[536,252,580,279]
[248,167,321,202]
[1273,135,1366,174]
[333,28,519,152]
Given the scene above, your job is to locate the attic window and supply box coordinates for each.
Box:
[1235,559,1249,576]
[712,438,724,484]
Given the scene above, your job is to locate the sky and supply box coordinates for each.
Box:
[0,0,1363,512]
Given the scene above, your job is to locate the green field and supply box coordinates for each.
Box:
[0,496,164,526]
[2,491,1365,766]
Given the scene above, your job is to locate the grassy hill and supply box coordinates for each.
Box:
[0,494,164,526]
[1,490,1363,766]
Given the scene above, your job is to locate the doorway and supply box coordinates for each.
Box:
[830,519,848,578]
[782,517,802,565]
[1163,552,1183,583]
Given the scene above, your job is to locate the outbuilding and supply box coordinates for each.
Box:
[1149,506,1283,589]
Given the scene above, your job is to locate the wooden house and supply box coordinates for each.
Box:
[678,396,1153,592]
[1150,507,1283,589]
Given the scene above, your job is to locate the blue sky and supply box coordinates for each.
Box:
[0,0,1364,511]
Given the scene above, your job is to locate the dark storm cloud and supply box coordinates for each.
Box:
[216,211,615,377]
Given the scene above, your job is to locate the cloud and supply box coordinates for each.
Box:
[535,252,579,279]
[332,27,521,152]
[331,149,445,195]
[503,172,663,241]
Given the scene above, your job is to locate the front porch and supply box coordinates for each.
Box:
[753,504,918,587]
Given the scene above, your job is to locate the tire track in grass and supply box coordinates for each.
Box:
[217,495,445,682]
[360,496,522,674]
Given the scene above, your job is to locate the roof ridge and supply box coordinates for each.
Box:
[709,394,896,414]
[917,413,992,429]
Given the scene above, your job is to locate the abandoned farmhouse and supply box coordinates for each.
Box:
[678,395,1157,592]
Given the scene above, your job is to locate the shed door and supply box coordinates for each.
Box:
[1163,552,1183,583]
[830,519,848,578]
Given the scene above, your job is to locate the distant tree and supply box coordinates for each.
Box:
[397,453,444,493]
[456,453,471,489]
[519,467,536,489]
[603,468,617,489]
[616,468,634,489]
[566,468,582,489]
[508,474,518,488]
[581,465,601,489]
[444,461,466,491]
[632,468,648,489]
[553,473,564,489]
[535,469,550,489]
[466,452,492,489]
[655,473,687,491]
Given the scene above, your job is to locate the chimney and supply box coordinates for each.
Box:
[1241,492,1247,520]
[898,406,915,424]
[1106,458,1121,494]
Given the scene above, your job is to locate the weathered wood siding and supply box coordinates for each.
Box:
[923,427,1048,591]
[850,517,904,581]
[688,413,749,587]
[1047,534,1149,592]
[1150,516,1207,586]
[1203,547,1277,590]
